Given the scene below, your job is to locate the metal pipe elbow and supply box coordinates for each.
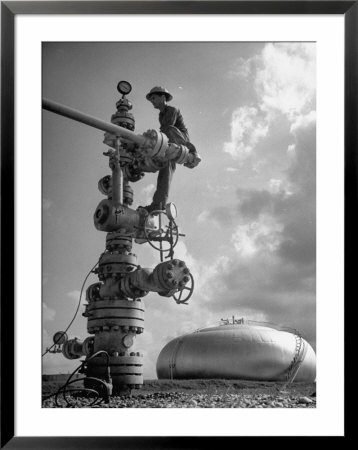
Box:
[123,259,191,297]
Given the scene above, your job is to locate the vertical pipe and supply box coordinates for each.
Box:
[112,139,123,211]
[158,210,164,262]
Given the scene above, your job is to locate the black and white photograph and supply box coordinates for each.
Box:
[41,41,317,409]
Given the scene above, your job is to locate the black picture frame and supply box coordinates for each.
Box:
[1,1,354,447]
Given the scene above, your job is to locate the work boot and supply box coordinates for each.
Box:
[186,142,197,153]
[184,143,201,169]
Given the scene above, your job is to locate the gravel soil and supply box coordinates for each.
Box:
[42,378,316,408]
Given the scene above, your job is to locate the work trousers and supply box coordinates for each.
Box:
[152,126,189,208]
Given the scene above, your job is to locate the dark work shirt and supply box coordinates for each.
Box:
[159,105,189,139]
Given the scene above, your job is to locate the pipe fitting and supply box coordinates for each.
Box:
[98,175,112,196]
[141,129,169,159]
[106,231,133,252]
[94,199,141,232]
[165,142,190,164]
[62,336,94,360]
[122,260,191,296]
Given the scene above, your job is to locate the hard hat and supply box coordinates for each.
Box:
[146,86,173,101]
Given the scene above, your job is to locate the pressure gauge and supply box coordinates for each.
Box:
[53,331,68,345]
[117,80,132,96]
[165,202,177,220]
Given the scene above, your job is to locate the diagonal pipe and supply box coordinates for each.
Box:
[42,97,146,146]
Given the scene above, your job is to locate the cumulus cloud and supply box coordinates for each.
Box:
[290,110,316,134]
[231,216,283,258]
[254,43,316,119]
[200,248,316,347]
[287,119,316,197]
[269,178,284,194]
[223,106,269,161]
[140,184,155,205]
[204,107,316,344]
[224,43,315,163]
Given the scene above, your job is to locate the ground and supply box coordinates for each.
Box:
[42,376,316,408]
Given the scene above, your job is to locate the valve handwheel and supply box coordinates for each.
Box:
[144,210,179,252]
[172,272,194,305]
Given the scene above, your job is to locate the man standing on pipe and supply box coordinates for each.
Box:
[139,86,199,214]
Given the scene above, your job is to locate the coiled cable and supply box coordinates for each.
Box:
[42,350,111,407]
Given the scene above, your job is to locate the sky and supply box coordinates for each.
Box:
[42,42,316,378]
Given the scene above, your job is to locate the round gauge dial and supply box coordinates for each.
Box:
[117,80,132,95]
[53,331,68,345]
[165,202,178,220]
[122,334,134,348]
